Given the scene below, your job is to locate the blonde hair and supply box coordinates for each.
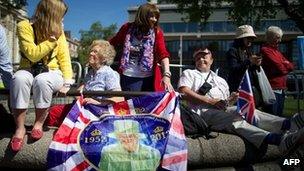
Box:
[32,0,68,43]
[90,40,116,66]
[134,3,160,32]
[266,26,283,42]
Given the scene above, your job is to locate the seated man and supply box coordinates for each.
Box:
[178,46,304,155]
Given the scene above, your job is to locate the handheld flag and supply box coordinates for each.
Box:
[237,70,259,125]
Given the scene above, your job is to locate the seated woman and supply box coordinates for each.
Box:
[79,40,124,105]
[47,40,124,127]
[10,0,73,152]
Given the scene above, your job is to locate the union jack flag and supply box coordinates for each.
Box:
[237,70,259,125]
[47,91,187,171]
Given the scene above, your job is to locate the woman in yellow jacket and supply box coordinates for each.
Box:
[10,0,73,151]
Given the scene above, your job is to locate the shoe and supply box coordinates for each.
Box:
[10,137,24,152]
[31,129,43,140]
[290,112,304,132]
[279,127,304,156]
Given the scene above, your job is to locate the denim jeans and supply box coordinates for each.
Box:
[264,91,285,116]
[121,75,153,92]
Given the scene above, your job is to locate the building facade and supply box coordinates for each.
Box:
[64,31,79,59]
[0,1,27,66]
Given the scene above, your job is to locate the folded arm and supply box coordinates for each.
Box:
[17,20,57,62]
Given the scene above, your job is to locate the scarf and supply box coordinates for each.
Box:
[120,26,156,72]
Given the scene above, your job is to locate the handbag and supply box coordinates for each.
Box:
[180,102,212,139]
[198,71,212,95]
[256,66,276,105]
[30,60,49,77]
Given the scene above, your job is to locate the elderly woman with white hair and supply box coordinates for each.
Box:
[261,26,294,116]
[78,40,124,105]
[46,40,124,127]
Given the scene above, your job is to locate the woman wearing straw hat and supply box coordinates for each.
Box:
[226,25,263,107]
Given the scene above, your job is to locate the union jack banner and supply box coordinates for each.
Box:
[47,91,187,171]
[237,70,259,125]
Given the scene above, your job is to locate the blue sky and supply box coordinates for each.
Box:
[27,0,147,39]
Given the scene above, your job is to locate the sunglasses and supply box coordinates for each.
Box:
[193,50,211,59]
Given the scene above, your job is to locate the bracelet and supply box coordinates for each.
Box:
[63,83,71,87]
[163,71,171,78]
[49,36,57,42]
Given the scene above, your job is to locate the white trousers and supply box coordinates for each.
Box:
[202,106,286,148]
[10,70,63,109]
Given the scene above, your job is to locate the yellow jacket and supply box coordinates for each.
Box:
[17,20,74,83]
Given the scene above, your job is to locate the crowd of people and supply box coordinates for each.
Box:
[0,0,303,163]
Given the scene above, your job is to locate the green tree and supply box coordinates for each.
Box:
[159,0,304,33]
[1,0,27,9]
[77,21,117,66]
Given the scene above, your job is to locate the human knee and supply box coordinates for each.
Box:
[11,72,32,85]
[232,120,248,129]
[33,75,51,89]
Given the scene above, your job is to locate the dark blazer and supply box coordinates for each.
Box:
[226,46,263,107]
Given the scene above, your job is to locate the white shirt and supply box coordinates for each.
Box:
[178,69,230,115]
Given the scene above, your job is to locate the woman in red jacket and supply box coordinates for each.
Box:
[261,26,294,116]
[110,3,173,92]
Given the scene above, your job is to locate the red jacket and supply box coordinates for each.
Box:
[109,23,170,91]
[261,44,294,90]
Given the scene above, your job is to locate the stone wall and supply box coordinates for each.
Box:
[0,3,27,68]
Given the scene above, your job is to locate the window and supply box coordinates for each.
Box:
[212,22,224,32]
[172,23,186,32]
[160,23,173,32]
[187,22,198,32]
[226,21,236,32]
[200,23,211,32]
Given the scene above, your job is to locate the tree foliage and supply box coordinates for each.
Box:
[77,21,117,66]
[1,0,27,9]
[159,0,304,32]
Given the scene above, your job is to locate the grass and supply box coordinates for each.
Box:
[283,96,304,117]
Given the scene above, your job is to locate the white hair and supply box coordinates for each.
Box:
[89,40,116,66]
[266,26,283,41]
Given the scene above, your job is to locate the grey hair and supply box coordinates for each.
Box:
[266,26,283,41]
[90,40,116,66]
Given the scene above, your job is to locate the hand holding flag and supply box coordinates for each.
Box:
[237,70,259,125]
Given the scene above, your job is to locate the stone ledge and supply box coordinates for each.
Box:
[0,130,287,170]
